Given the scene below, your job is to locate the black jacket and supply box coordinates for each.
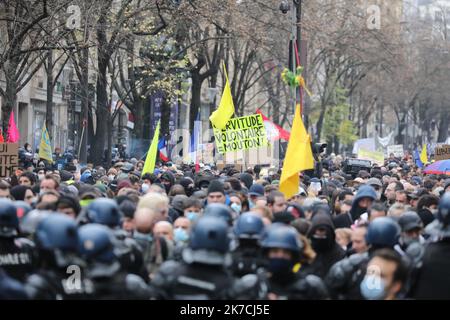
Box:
[410,239,450,299]
[332,213,353,229]
[308,213,346,278]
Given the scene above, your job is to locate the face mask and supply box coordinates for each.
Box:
[360,275,386,300]
[249,201,256,209]
[311,235,332,252]
[141,183,150,193]
[174,228,189,243]
[401,235,419,247]
[376,191,382,200]
[186,212,199,222]
[38,174,45,181]
[311,182,322,191]
[134,231,153,243]
[430,209,438,215]
[230,203,241,214]
[108,175,115,181]
[268,258,293,275]
[352,206,367,220]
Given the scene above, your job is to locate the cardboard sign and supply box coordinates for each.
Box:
[357,148,385,166]
[198,143,215,164]
[0,143,19,178]
[435,144,450,161]
[213,114,269,154]
[387,145,404,158]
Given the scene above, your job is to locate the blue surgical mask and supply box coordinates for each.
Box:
[174,227,189,243]
[141,183,150,193]
[186,212,199,222]
[230,203,241,214]
[249,201,256,209]
[133,231,153,243]
[360,275,386,300]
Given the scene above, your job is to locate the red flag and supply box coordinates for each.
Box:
[256,109,290,141]
[0,129,4,143]
[6,111,20,143]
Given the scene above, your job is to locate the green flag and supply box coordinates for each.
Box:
[142,120,160,176]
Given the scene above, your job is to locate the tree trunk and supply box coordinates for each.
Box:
[91,56,109,165]
[438,111,450,142]
[2,74,16,136]
[396,112,406,145]
[79,47,89,163]
[133,97,145,140]
[161,98,171,138]
[316,105,326,141]
[46,50,54,140]
[106,115,113,168]
[190,70,203,130]
[333,135,340,154]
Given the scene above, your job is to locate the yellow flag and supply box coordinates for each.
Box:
[420,144,428,165]
[279,104,314,199]
[142,120,160,176]
[38,123,53,163]
[209,63,235,130]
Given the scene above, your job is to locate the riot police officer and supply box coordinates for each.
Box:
[203,203,236,247]
[260,223,329,300]
[83,198,145,278]
[0,199,36,282]
[231,212,267,277]
[0,267,28,299]
[409,193,450,299]
[325,217,401,299]
[25,214,92,299]
[203,203,233,226]
[396,211,425,253]
[150,216,237,299]
[77,223,152,299]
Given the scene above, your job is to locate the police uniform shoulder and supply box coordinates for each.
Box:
[301,275,329,299]
[14,237,36,248]
[405,242,425,267]
[348,252,368,265]
[159,259,182,274]
[123,236,142,250]
[24,274,50,299]
[325,253,368,288]
[150,260,182,287]
[125,274,151,296]
[113,229,128,240]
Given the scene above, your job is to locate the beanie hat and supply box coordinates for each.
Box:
[207,180,225,195]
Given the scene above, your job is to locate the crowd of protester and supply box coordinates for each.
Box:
[1,148,450,300]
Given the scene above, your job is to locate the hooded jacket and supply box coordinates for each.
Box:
[350,185,377,221]
[306,213,346,278]
[239,173,253,190]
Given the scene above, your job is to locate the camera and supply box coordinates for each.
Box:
[279,0,291,14]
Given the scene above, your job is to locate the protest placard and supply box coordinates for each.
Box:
[213,114,269,154]
[357,148,385,166]
[198,143,215,164]
[387,145,404,158]
[0,143,19,178]
[435,145,450,161]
